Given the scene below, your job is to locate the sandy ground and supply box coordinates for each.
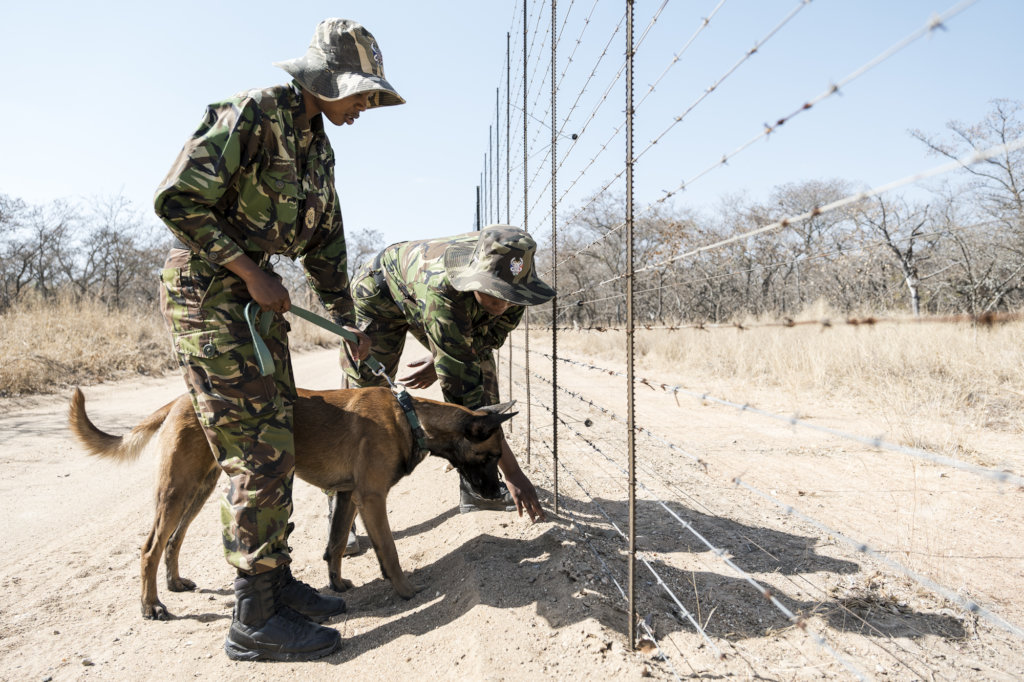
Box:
[1,341,1023,681]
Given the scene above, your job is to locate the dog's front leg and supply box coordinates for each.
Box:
[324,491,357,593]
[359,491,422,599]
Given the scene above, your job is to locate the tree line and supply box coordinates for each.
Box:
[539,100,1024,326]
[0,193,384,314]
[2,101,1020,324]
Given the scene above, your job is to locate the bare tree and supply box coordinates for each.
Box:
[913,100,1024,312]
[853,197,932,315]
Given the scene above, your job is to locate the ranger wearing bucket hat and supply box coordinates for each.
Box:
[154,18,402,663]
[342,225,555,522]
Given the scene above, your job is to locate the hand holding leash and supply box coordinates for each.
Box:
[246,302,383,377]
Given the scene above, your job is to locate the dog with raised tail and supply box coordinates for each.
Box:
[68,385,516,620]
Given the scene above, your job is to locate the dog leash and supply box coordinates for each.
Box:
[244,301,429,460]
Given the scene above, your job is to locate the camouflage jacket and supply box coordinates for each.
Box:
[379,234,525,408]
[154,81,353,324]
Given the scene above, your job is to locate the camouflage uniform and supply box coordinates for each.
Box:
[156,82,354,574]
[342,233,525,409]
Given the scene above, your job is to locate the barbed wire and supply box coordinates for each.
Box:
[538,309,1024,333]
[532,440,686,680]
[734,477,1024,640]
[520,0,673,216]
[540,438,720,667]
[523,0,550,99]
[517,0,581,162]
[532,349,1024,488]
[520,378,868,679]
[537,0,806,236]
[576,134,1024,293]
[525,1,675,220]
[547,0,982,275]
[642,462,947,678]
[516,359,1024,645]
[523,362,708,469]
[537,8,627,184]
[519,14,636,213]
[555,218,997,307]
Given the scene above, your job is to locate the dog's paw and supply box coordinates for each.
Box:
[394,580,423,600]
[167,577,196,592]
[143,602,172,621]
[329,573,355,592]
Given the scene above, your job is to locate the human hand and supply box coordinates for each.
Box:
[398,356,438,389]
[247,272,291,313]
[227,255,291,313]
[343,327,372,361]
[504,469,546,523]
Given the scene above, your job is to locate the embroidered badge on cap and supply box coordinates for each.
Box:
[371,41,383,66]
[510,257,524,277]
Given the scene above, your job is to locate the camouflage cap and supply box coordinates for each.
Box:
[273,18,405,107]
[444,225,556,306]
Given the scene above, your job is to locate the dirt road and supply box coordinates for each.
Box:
[1,345,1022,680]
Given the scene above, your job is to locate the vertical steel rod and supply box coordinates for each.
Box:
[550,0,559,513]
[506,32,513,419]
[522,0,531,466]
[495,88,500,226]
[488,126,493,225]
[625,0,637,651]
[506,33,511,225]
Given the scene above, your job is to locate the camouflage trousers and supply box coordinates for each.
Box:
[339,262,500,404]
[160,249,296,575]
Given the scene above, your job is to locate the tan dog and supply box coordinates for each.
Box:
[68,386,516,620]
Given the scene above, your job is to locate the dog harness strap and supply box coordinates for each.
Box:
[392,387,430,469]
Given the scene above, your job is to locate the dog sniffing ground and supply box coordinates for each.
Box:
[1,344,1022,680]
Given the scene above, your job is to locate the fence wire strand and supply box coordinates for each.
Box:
[517,358,1024,645]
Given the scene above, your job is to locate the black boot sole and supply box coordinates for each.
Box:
[223,636,340,662]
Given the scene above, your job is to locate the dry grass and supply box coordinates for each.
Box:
[0,294,175,397]
[533,310,1024,442]
[0,295,343,397]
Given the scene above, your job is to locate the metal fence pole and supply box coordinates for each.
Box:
[523,0,531,466]
[550,0,559,512]
[506,31,513,418]
[625,0,637,651]
[488,126,493,225]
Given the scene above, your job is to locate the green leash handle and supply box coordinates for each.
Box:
[244,301,276,376]
[244,301,385,376]
[243,301,428,454]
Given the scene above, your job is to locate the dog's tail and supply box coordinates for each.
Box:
[68,387,175,463]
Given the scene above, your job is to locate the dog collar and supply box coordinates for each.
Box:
[392,386,430,471]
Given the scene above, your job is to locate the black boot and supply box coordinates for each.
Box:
[274,564,347,623]
[224,567,341,662]
[458,473,517,514]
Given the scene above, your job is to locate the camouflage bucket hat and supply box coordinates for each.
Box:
[273,18,405,107]
[444,225,556,306]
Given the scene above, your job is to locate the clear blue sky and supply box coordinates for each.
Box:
[1,1,1020,247]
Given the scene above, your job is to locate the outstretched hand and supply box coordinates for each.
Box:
[398,356,438,389]
[504,469,546,523]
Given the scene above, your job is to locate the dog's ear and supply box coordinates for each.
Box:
[477,400,517,415]
[464,410,517,442]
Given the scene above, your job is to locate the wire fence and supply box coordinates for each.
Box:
[472,0,1024,678]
